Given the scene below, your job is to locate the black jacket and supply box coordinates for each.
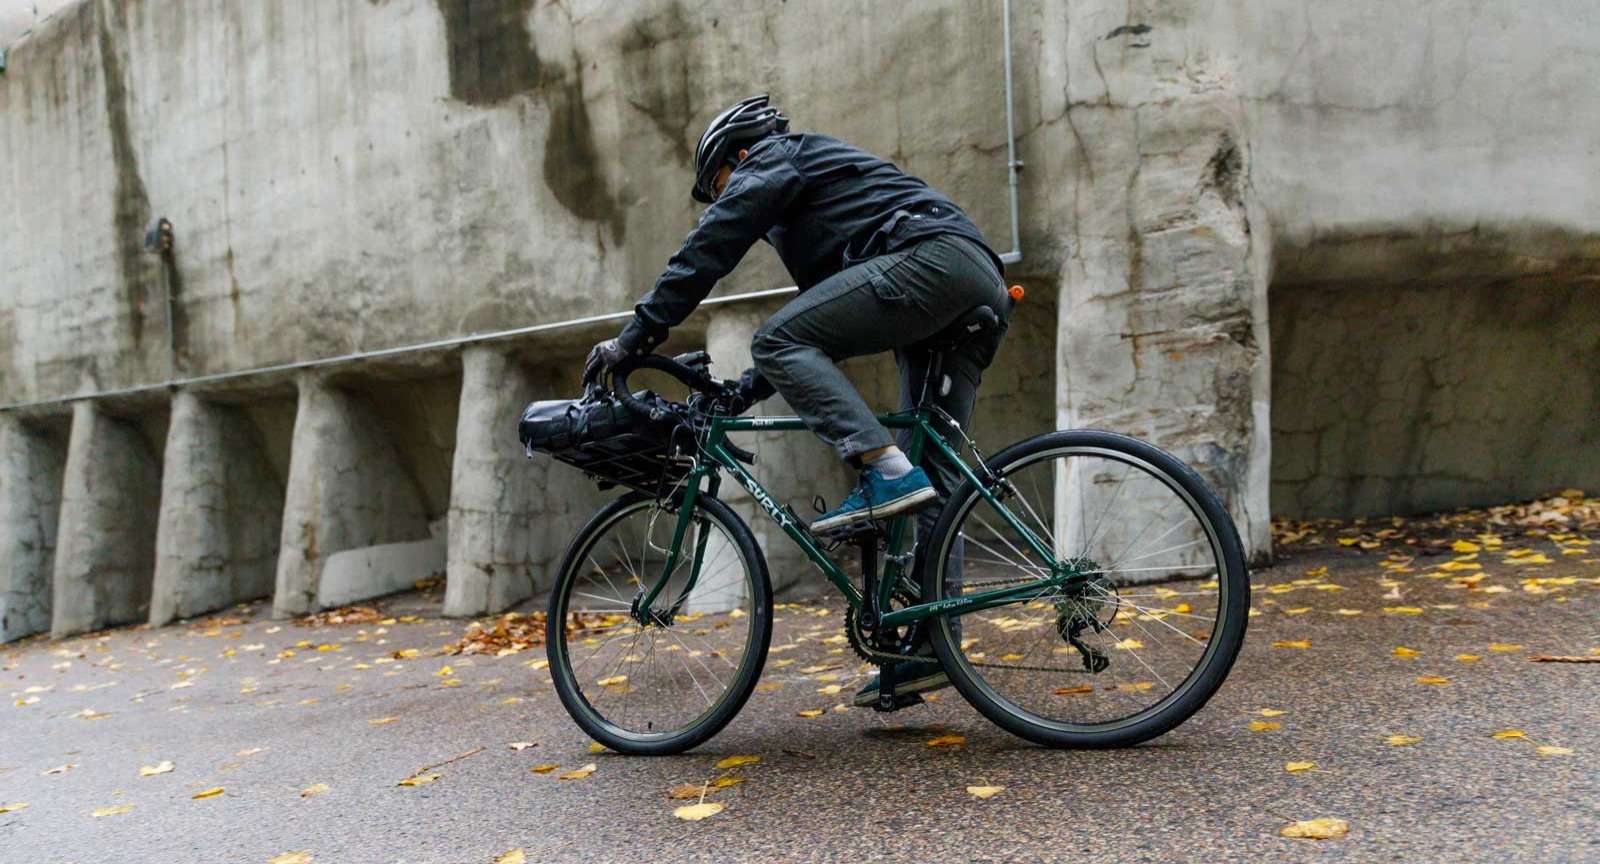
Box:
[619,132,1003,352]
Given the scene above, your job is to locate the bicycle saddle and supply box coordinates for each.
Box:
[917,304,1002,352]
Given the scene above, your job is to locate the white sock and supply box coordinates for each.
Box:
[869,447,914,479]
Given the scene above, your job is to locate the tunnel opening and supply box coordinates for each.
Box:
[1270,278,1600,520]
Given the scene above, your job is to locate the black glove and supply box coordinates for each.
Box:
[727,367,776,415]
[581,338,628,389]
[582,317,666,388]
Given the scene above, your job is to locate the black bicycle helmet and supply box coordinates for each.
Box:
[691,94,789,203]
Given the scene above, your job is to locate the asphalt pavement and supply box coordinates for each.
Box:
[2,521,1596,863]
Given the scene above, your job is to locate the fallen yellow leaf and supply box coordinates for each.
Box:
[673,801,724,821]
[668,783,709,800]
[797,708,824,718]
[435,665,453,677]
[300,783,329,798]
[494,850,527,864]
[1392,647,1419,658]
[1385,734,1421,746]
[1258,708,1287,717]
[530,764,559,774]
[597,675,628,687]
[139,760,175,777]
[1491,730,1526,740]
[1112,638,1143,650]
[92,804,133,817]
[368,717,399,726]
[1536,746,1573,756]
[1383,607,1424,615]
[1248,721,1281,732]
[966,785,1004,799]
[1455,654,1482,663]
[711,776,744,789]
[926,735,966,748]
[192,787,225,800]
[1451,540,1480,553]
[268,853,313,864]
[1053,685,1093,696]
[1285,761,1316,773]
[1283,608,1311,616]
[1415,675,1450,686]
[1272,639,1311,649]
[1280,817,1349,840]
[1334,609,1363,616]
[817,684,843,695]
[397,773,439,787]
[0,802,28,814]
[1488,643,1523,653]
[558,763,596,780]
[587,742,606,754]
[714,754,760,769]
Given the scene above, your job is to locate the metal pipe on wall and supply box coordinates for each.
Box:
[0,1,1024,413]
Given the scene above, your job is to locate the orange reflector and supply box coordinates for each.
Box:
[1008,284,1025,302]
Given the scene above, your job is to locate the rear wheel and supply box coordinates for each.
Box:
[923,430,1249,748]
[547,492,772,755]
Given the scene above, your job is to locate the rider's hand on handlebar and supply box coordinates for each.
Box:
[580,338,629,389]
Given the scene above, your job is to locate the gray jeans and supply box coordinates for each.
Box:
[751,233,1009,580]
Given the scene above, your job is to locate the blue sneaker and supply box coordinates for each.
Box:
[810,466,938,535]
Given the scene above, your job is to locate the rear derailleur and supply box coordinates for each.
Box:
[1056,572,1117,674]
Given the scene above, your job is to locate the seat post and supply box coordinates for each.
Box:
[918,349,946,409]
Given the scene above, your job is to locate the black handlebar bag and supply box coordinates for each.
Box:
[518,391,692,492]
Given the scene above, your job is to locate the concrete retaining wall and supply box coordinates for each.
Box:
[2,0,1598,638]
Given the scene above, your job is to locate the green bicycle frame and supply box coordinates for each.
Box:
[636,405,1087,630]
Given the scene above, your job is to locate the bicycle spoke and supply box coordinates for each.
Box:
[935,443,1236,736]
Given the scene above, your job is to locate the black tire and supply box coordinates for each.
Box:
[546,492,772,755]
[923,429,1249,748]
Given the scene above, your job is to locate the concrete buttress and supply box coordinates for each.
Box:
[444,346,538,617]
[150,392,283,626]
[51,400,162,638]
[272,375,430,618]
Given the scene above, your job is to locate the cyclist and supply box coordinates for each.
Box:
[583,94,1010,706]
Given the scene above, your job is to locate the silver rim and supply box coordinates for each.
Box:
[933,444,1233,734]
[554,499,759,741]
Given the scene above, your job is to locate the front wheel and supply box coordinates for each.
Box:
[923,430,1249,748]
[547,492,772,755]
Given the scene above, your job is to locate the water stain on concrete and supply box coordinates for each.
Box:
[433,0,624,240]
[619,2,697,166]
[543,65,626,243]
[93,0,152,347]
[435,0,543,106]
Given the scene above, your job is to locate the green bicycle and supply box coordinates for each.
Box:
[542,308,1249,754]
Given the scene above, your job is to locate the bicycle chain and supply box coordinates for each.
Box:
[843,605,1092,674]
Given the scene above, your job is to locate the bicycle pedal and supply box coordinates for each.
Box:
[813,520,884,543]
[871,691,926,713]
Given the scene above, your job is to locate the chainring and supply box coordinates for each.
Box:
[843,585,924,666]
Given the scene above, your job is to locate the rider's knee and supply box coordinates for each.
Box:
[749,324,786,372]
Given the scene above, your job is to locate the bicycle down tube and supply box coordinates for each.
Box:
[638,410,1072,629]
